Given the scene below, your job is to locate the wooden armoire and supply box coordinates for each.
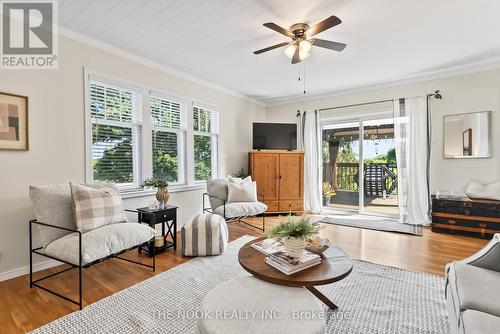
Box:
[249,151,304,213]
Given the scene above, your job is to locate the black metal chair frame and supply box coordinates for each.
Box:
[29,219,155,310]
[202,193,266,232]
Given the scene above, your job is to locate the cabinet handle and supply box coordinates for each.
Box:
[448,220,456,225]
[479,223,487,228]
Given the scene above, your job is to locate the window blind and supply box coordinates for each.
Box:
[90,81,142,189]
[193,105,219,181]
[151,95,186,184]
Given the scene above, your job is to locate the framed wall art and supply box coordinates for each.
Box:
[0,92,28,151]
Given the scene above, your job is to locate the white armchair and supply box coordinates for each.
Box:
[203,178,267,231]
[29,183,156,310]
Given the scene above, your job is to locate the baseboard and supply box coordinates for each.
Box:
[0,259,62,282]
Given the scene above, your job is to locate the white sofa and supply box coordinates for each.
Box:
[445,234,500,334]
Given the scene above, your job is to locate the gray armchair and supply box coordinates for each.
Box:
[203,178,267,231]
[445,234,500,334]
[29,184,156,310]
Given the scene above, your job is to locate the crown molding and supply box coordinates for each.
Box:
[58,27,265,107]
[265,57,500,107]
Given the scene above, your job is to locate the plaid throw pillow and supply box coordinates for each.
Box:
[70,182,127,232]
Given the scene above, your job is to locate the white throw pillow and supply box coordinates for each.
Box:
[228,175,252,184]
[227,181,258,203]
[465,180,500,201]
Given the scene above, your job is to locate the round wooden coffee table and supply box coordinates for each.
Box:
[238,237,353,310]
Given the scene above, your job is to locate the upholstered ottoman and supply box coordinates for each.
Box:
[181,213,228,256]
[197,276,325,334]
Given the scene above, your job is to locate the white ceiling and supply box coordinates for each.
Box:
[57,0,500,105]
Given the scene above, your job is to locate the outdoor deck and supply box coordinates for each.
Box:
[325,190,399,216]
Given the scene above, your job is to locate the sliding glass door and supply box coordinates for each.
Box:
[321,117,399,217]
[322,122,360,211]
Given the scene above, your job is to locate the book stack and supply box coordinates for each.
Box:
[266,251,321,275]
[251,239,286,255]
[251,239,322,275]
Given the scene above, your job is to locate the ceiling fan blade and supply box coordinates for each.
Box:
[311,38,346,51]
[263,22,294,38]
[307,15,342,36]
[291,46,301,64]
[253,42,289,54]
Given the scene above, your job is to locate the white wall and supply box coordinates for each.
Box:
[0,35,265,278]
[266,69,500,194]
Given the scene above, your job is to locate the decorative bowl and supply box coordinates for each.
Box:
[305,235,331,255]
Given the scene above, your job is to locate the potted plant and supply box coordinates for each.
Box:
[266,215,320,258]
[234,168,248,179]
[322,182,336,206]
[143,177,169,207]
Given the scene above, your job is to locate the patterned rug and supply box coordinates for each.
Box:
[31,236,448,334]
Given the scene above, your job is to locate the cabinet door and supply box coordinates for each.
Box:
[251,154,279,201]
[279,153,303,200]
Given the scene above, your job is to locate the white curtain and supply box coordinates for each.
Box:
[303,110,322,213]
[394,97,431,225]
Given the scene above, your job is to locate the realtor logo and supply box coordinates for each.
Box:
[1,0,58,69]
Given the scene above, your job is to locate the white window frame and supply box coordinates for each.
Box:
[192,102,220,183]
[150,91,187,186]
[84,69,220,196]
[84,72,143,191]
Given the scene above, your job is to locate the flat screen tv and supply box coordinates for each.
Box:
[252,123,297,150]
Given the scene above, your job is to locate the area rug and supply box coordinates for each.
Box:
[31,236,447,334]
[319,215,422,236]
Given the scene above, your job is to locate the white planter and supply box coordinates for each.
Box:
[284,237,305,258]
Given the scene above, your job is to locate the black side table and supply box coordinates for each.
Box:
[135,205,177,256]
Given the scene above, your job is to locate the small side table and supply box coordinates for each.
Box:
[135,205,177,256]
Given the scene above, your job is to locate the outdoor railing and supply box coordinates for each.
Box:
[323,162,398,194]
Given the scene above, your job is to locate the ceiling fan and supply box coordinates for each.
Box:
[253,15,346,64]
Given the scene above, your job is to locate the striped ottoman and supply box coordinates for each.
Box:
[181,214,228,256]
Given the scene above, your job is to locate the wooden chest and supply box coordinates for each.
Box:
[431,196,500,239]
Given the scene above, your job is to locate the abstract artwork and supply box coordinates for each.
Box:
[0,92,28,150]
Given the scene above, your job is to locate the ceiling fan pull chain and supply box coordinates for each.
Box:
[298,63,301,82]
[303,61,307,94]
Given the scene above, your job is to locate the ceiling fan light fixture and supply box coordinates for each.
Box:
[299,49,310,60]
[299,40,312,53]
[284,43,296,59]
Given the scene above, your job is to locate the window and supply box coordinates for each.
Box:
[150,95,186,184]
[193,105,219,181]
[85,70,220,193]
[89,80,142,189]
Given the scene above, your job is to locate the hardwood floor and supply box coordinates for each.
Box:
[0,216,488,334]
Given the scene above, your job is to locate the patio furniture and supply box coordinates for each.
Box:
[29,183,156,310]
[203,178,267,231]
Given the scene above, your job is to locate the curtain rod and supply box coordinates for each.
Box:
[316,90,441,113]
[318,99,394,112]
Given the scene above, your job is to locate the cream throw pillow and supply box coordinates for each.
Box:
[70,182,127,232]
[228,175,252,184]
[466,180,500,201]
[227,181,258,203]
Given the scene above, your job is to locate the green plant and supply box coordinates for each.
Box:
[234,168,248,179]
[142,177,169,189]
[322,182,336,199]
[266,215,320,240]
